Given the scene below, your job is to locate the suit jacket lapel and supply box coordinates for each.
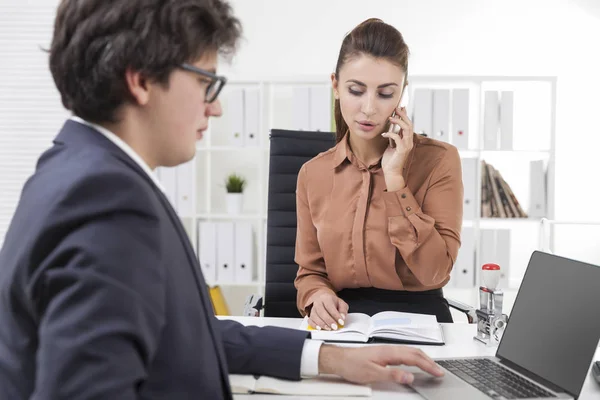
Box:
[153,185,232,397]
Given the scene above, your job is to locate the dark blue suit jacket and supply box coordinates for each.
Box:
[0,120,308,399]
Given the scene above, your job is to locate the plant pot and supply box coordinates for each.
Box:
[226,193,243,214]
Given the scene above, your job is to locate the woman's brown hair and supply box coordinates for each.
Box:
[333,18,410,143]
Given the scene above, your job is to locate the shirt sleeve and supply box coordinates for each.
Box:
[381,146,463,286]
[300,339,323,378]
[294,165,336,316]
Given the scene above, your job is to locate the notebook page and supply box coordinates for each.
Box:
[255,374,372,396]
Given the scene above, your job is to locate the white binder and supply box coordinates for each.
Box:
[234,222,254,283]
[496,229,511,289]
[432,89,450,143]
[216,222,235,282]
[292,86,310,131]
[309,86,332,132]
[500,91,514,150]
[412,88,432,136]
[198,221,217,284]
[451,89,469,149]
[479,229,511,289]
[243,88,260,147]
[452,227,475,288]
[483,91,499,150]
[157,166,177,210]
[227,89,245,147]
[461,158,478,220]
[528,160,546,218]
[176,159,194,217]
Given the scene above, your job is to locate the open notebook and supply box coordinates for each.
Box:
[229,374,372,397]
[301,311,445,345]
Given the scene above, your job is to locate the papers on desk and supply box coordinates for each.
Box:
[229,374,372,396]
[301,311,445,345]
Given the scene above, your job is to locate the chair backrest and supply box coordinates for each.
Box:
[264,129,336,317]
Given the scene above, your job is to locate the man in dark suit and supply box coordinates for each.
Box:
[0,0,444,398]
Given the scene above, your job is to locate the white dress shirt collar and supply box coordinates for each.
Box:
[70,116,166,193]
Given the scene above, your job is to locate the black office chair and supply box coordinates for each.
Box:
[260,129,476,323]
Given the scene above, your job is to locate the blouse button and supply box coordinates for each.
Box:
[401,193,407,199]
[406,206,412,212]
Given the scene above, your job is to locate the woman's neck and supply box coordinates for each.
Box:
[348,132,388,167]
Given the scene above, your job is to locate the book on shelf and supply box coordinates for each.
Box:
[300,311,445,345]
[480,160,528,218]
[229,374,372,397]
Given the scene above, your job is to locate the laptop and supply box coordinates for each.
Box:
[411,251,600,400]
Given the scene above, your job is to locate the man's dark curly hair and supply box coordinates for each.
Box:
[49,0,242,123]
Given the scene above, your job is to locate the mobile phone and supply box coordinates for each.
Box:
[388,86,409,146]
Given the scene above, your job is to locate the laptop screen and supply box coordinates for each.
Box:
[496,251,600,397]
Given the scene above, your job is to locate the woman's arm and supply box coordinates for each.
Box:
[294,165,336,315]
[382,146,463,286]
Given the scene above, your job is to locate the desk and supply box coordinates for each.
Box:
[219,316,600,400]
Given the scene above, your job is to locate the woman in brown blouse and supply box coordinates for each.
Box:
[294,18,463,329]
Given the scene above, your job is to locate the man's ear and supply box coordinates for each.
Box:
[124,67,151,106]
[331,72,339,99]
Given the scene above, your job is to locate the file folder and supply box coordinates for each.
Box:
[461,157,478,220]
[500,91,514,150]
[528,160,546,218]
[157,166,177,210]
[292,86,310,131]
[209,286,230,316]
[432,89,450,143]
[483,91,499,150]
[451,89,469,149]
[234,222,254,283]
[452,227,475,288]
[227,89,244,147]
[198,221,217,284]
[412,89,432,136]
[309,86,332,132]
[496,229,511,289]
[243,88,260,147]
[216,222,235,282]
[176,159,194,217]
[479,229,511,289]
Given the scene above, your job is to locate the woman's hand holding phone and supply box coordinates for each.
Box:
[381,106,414,188]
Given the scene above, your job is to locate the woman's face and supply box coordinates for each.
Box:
[332,54,406,141]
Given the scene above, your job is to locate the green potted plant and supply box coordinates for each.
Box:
[225,173,246,214]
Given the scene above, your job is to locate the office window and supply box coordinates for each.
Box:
[0,2,67,247]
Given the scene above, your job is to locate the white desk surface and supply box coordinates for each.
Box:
[219,316,600,400]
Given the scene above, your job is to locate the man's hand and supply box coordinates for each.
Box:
[318,344,444,385]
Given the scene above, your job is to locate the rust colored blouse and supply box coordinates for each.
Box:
[294,133,463,315]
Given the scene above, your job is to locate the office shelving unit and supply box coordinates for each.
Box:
[167,75,556,312]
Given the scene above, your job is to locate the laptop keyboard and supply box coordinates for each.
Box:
[437,359,556,399]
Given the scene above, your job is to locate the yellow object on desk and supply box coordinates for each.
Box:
[208,286,230,316]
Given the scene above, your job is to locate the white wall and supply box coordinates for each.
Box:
[223,0,600,222]
[1,0,599,315]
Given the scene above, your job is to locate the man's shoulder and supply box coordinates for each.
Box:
[30,144,159,217]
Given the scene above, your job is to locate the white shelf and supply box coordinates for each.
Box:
[164,75,556,299]
[209,281,265,287]
[197,213,265,220]
[479,218,542,226]
[196,145,268,152]
[460,149,551,158]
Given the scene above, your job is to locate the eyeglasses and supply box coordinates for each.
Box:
[179,63,227,103]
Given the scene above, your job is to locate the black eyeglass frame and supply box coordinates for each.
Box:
[179,63,228,103]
